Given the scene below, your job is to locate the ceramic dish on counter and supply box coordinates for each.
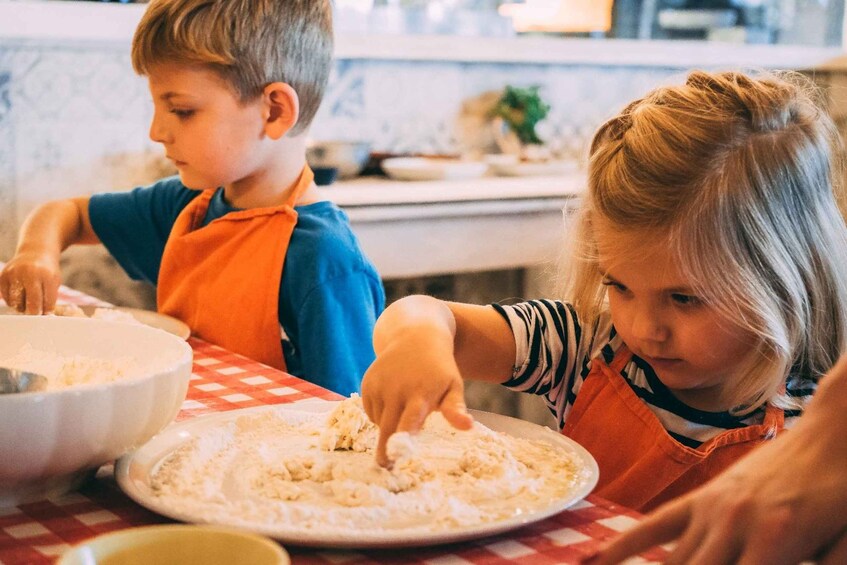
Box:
[116,399,598,549]
[486,157,580,177]
[381,157,488,181]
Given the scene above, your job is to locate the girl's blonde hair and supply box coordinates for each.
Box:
[131,0,332,135]
[566,70,847,414]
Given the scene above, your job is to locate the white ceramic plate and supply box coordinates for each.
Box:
[489,159,579,177]
[116,403,598,549]
[381,157,488,181]
[0,305,190,340]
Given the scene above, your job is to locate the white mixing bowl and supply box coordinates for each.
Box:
[0,315,192,506]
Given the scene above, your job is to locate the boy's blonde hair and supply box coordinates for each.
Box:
[131,0,332,135]
[566,70,847,414]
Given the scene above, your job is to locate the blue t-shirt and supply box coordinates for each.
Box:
[88,176,385,396]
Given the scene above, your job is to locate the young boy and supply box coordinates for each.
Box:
[0,0,384,396]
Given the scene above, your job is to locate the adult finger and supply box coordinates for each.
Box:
[588,498,690,565]
[820,530,847,565]
[736,506,794,565]
[438,386,474,430]
[663,519,709,565]
[683,518,741,565]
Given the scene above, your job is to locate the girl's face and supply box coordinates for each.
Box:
[595,222,755,411]
[146,63,268,190]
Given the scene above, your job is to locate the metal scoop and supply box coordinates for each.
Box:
[0,367,48,394]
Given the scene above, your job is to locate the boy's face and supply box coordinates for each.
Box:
[147,63,266,190]
[594,221,755,411]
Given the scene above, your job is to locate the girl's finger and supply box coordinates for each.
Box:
[375,406,403,468]
[396,397,430,435]
[439,386,473,430]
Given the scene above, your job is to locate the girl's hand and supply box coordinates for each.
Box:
[0,251,61,315]
[361,324,473,468]
[588,355,847,565]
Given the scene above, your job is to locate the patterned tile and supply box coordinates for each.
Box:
[0,69,14,259]
[2,36,846,266]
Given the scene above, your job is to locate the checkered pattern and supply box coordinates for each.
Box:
[0,284,667,564]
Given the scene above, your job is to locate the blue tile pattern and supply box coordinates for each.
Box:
[0,70,14,258]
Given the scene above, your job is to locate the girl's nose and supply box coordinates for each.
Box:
[630,307,669,343]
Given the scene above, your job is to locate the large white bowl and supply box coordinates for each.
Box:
[0,315,192,506]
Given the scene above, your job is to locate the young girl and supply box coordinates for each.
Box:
[361,70,847,512]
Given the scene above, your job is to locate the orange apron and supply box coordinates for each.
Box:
[562,346,784,512]
[157,166,315,371]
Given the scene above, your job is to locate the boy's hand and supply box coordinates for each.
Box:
[361,327,473,468]
[0,251,61,315]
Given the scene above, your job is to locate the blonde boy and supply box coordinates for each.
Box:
[0,0,385,395]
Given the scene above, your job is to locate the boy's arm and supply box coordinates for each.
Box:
[0,197,98,314]
[362,295,515,466]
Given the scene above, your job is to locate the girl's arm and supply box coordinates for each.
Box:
[0,197,99,314]
[361,295,515,466]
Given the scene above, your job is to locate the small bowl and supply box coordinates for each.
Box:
[381,157,488,181]
[306,140,371,179]
[58,525,289,565]
[312,166,339,186]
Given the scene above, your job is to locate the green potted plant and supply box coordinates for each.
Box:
[489,85,552,160]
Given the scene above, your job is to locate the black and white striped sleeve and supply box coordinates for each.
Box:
[492,299,613,428]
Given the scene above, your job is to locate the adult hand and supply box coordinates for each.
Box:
[0,251,62,315]
[588,356,847,565]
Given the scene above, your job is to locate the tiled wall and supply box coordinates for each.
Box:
[0,38,689,258]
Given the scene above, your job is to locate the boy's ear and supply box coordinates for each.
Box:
[263,82,299,139]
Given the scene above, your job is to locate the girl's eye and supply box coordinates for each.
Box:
[601,279,627,292]
[671,293,700,306]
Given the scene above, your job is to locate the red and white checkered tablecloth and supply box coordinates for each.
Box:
[0,286,667,565]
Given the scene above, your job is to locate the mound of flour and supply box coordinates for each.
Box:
[0,344,143,391]
[150,396,588,534]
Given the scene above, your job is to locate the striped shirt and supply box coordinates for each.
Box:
[493,300,815,448]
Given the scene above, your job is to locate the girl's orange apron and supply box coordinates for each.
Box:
[562,346,784,512]
[157,166,315,371]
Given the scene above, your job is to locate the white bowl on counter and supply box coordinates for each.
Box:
[0,315,192,506]
[306,140,372,179]
[381,157,488,181]
[485,155,580,177]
